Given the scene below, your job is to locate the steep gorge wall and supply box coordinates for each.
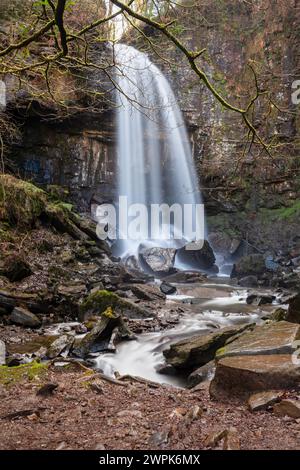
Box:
[7,0,300,253]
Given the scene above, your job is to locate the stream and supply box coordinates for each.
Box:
[89,279,277,387]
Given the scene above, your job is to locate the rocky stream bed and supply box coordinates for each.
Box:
[1,175,300,450]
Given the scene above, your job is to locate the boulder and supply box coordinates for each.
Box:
[130,284,166,301]
[248,391,282,412]
[175,240,216,271]
[139,247,176,276]
[0,340,5,365]
[47,335,74,359]
[216,321,300,359]
[0,256,32,282]
[210,354,300,399]
[79,289,151,321]
[231,254,266,278]
[246,293,275,306]
[160,282,177,295]
[163,324,252,370]
[273,399,300,419]
[10,306,41,328]
[286,292,300,323]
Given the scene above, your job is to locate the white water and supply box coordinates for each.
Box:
[113,44,203,261]
[93,283,267,387]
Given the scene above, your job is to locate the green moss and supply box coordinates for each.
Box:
[80,290,121,317]
[215,346,227,359]
[0,174,46,227]
[259,200,300,221]
[0,361,47,386]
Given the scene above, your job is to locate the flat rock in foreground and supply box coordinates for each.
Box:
[210,354,300,399]
[216,321,300,359]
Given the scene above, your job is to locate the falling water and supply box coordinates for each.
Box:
[113,44,203,260]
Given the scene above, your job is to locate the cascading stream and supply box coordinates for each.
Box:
[113,44,204,262]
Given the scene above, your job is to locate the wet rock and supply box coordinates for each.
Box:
[130,284,166,301]
[0,256,32,282]
[248,391,282,412]
[163,324,252,370]
[47,334,74,359]
[176,240,216,271]
[231,254,266,278]
[187,361,215,388]
[246,293,275,306]
[216,321,300,359]
[156,363,178,376]
[238,275,258,288]
[273,399,300,419]
[160,282,177,295]
[210,355,300,399]
[10,306,41,328]
[73,308,135,358]
[286,292,300,323]
[0,340,6,365]
[139,247,176,276]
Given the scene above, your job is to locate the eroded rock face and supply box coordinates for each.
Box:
[163,324,252,370]
[10,306,41,328]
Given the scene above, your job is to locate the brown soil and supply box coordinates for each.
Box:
[0,365,299,450]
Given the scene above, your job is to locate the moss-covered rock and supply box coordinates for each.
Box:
[79,289,150,321]
[0,174,47,227]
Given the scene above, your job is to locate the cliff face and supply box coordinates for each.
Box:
[8,0,300,252]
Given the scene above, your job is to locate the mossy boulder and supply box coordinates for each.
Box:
[0,174,47,227]
[79,290,150,321]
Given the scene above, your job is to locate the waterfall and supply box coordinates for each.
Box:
[113,44,204,262]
